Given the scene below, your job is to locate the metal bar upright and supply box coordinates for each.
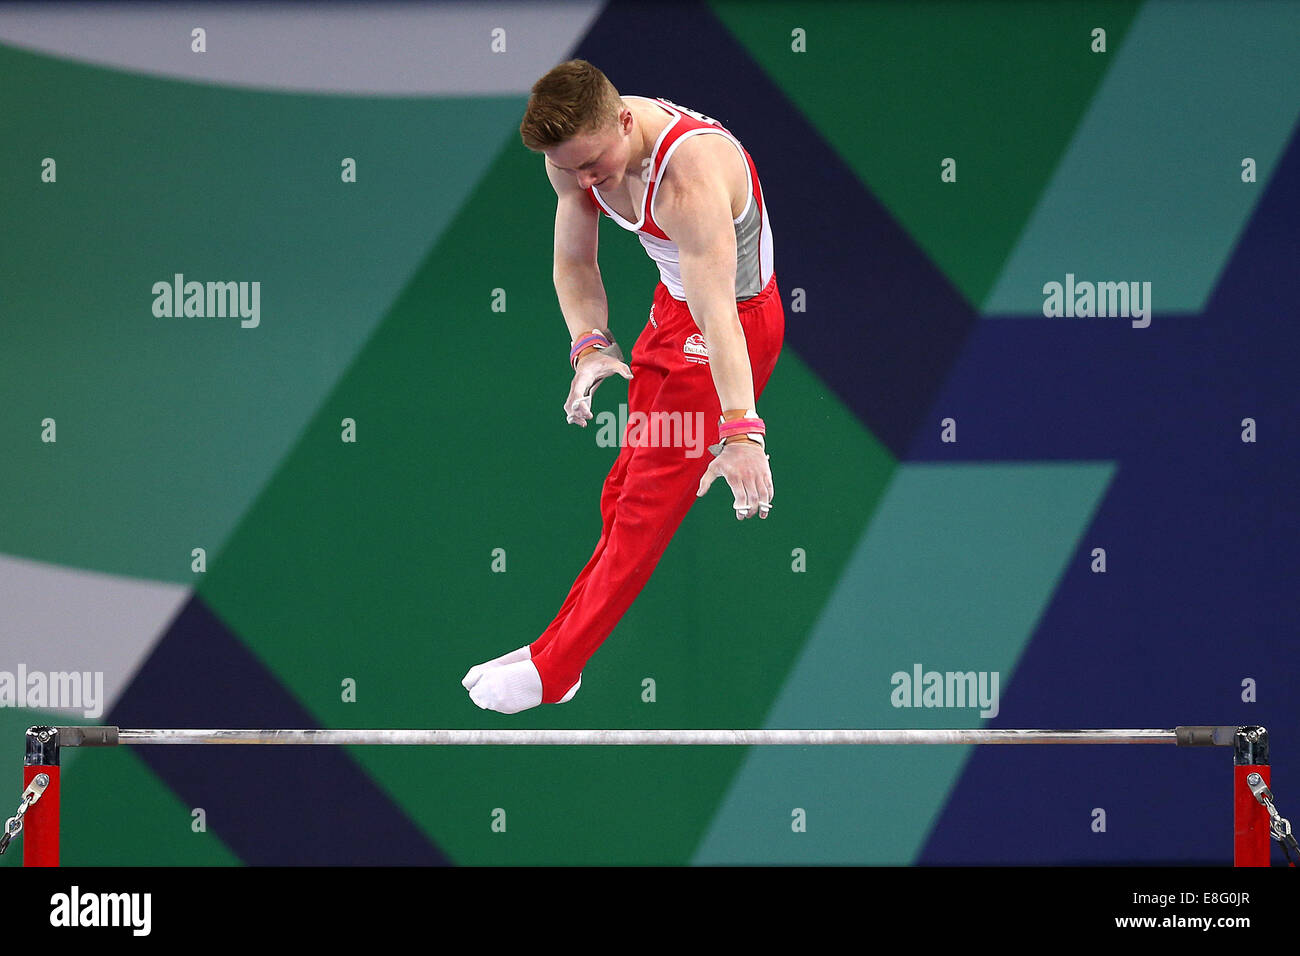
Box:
[1234,725,1271,866]
[23,726,60,868]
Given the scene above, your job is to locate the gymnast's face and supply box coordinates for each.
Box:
[546,107,634,191]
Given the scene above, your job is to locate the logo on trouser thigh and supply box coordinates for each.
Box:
[683,332,709,365]
[649,304,657,329]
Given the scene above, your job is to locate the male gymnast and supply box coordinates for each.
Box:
[463,59,784,714]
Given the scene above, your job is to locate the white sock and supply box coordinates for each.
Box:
[462,644,533,690]
[466,660,582,714]
[468,659,544,714]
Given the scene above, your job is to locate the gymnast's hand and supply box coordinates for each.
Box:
[564,351,633,426]
[697,440,773,520]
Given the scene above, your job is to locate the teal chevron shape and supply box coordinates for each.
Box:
[0,41,524,579]
[984,0,1300,316]
[709,0,1142,308]
[693,462,1114,863]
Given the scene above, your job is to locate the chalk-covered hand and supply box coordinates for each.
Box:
[697,441,773,520]
[564,351,633,426]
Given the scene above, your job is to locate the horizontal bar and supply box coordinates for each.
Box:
[55,727,1200,747]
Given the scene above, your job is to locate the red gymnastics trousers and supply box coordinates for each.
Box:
[529,273,785,701]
